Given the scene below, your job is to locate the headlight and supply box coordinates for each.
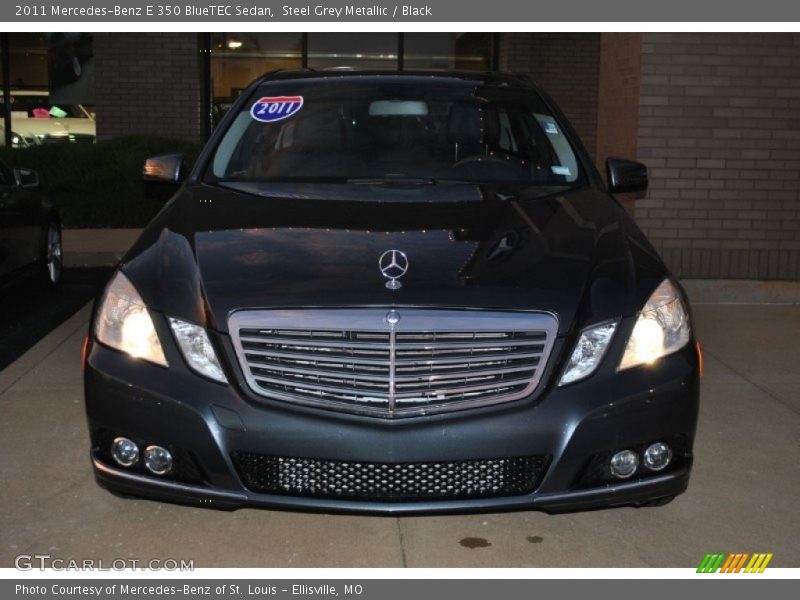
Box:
[95,271,167,366]
[168,318,227,383]
[619,279,691,371]
[558,321,618,386]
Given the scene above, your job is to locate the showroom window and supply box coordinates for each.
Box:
[403,33,493,71]
[306,33,399,70]
[210,33,303,106]
[2,33,49,88]
[0,32,497,146]
[210,33,495,94]
[208,33,496,127]
[1,32,96,148]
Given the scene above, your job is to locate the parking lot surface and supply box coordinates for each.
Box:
[0,268,110,371]
[1,302,798,568]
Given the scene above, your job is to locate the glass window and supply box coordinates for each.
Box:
[307,33,398,70]
[0,94,90,119]
[211,33,303,108]
[46,33,94,104]
[208,77,582,187]
[1,32,96,148]
[403,33,492,71]
[3,33,49,88]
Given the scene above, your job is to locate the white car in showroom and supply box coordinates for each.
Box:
[0,90,95,147]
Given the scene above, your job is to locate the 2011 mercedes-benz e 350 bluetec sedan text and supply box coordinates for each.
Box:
[84,70,700,513]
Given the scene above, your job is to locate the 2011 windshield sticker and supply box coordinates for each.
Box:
[251,96,304,122]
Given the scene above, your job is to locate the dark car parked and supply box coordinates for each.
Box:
[84,71,700,514]
[0,160,61,289]
[47,32,93,85]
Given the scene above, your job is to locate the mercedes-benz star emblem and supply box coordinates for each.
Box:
[385,310,401,327]
[378,250,408,290]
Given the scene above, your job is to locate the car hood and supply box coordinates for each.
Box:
[122,183,668,336]
[10,117,96,137]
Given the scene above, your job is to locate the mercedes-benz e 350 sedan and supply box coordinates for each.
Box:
[84,71,700,513]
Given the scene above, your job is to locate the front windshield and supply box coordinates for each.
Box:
[209,78,582,185]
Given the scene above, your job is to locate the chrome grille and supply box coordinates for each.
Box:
[229,309,558,417]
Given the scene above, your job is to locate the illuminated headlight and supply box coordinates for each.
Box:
[168,318,227,383]
[558,321,618,386]
[619,279,691,371]
[95,271,167,366]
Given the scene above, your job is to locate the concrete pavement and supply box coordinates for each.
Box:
[62,229,141,268]
[1,303,798,568]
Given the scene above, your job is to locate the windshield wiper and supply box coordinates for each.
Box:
[347,177,477,186]
[223,176,349,183]
[347,177,438,186]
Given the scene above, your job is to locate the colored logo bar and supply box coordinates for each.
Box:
[697,553,773,573]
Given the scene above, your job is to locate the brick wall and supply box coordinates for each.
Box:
[596,33,643,215]
[636,33,800,280]
[499,33,600,158]
[596,34,643,175]
[93,33,201,141]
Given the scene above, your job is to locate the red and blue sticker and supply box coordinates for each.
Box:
[250,96,304,123]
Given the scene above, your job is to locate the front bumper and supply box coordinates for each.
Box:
[84,317,700,514]
[91,454,691,514]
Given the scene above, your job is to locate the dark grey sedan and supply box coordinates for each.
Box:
[0,160,61,289]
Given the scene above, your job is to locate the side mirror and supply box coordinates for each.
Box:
[606,158,648,194]
[14,168,40,189]
[143,153,184,184]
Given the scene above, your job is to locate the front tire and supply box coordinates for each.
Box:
[71,56,82,79]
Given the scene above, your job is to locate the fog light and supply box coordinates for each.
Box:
[143,445,173,475]
[111,437,139,467]
[609,449,639,479]
[643,442,672,471]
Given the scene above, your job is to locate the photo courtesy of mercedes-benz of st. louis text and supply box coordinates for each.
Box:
[84,70,700,514]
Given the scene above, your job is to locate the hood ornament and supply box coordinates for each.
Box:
[379,250,408,290]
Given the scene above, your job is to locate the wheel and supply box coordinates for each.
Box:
[42,221,63,286]
[71,56,82,79]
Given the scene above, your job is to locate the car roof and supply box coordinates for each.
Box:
[257,69,537,89]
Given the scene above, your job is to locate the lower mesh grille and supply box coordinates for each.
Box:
[232,452,548,501]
